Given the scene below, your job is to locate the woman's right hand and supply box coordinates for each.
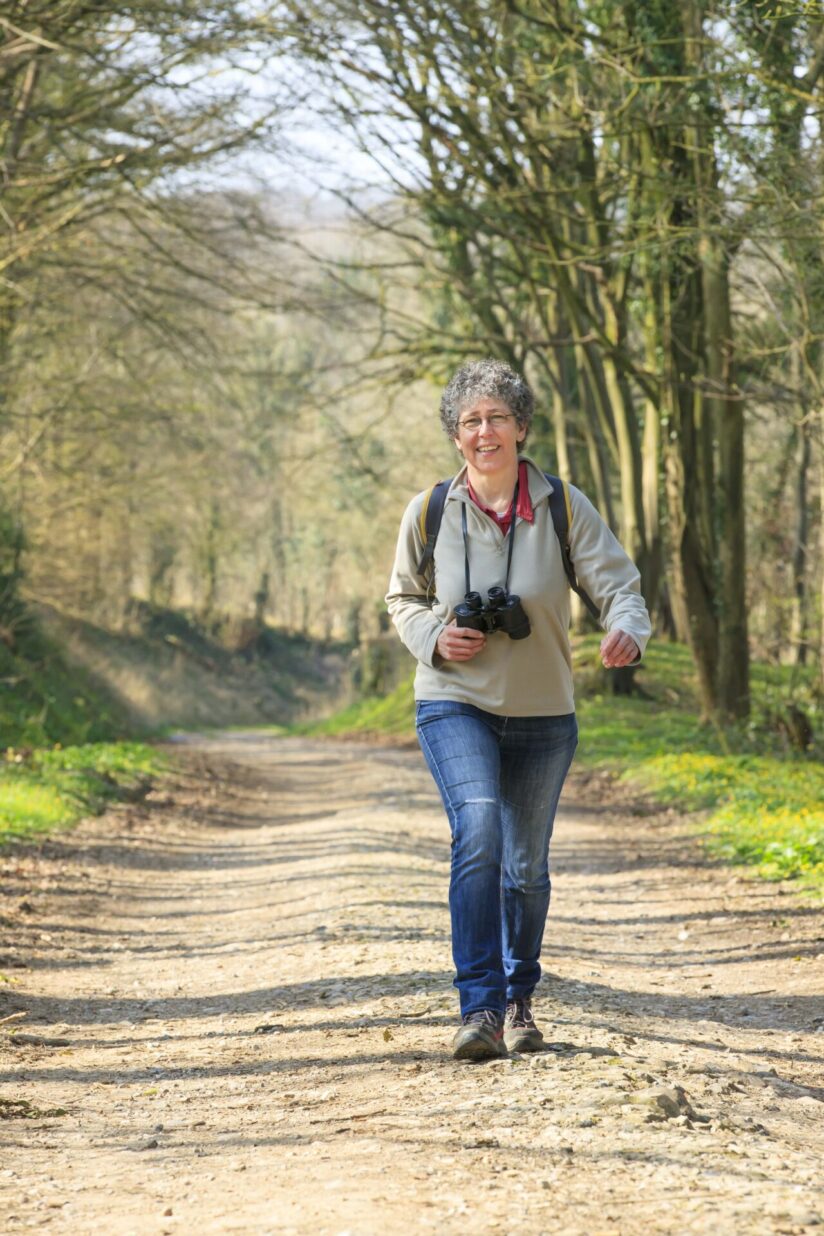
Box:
[436,619,487,662]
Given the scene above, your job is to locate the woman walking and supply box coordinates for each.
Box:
[386,359,651,1061]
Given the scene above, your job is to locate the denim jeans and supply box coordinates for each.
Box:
[415,700,578,1017]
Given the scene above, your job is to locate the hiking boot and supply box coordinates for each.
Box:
[504,996,544,1053]
[452,1009,507,1061]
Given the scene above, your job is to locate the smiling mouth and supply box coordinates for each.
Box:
[476,445,499,454]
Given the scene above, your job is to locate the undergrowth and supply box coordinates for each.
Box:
[0,609,135,749]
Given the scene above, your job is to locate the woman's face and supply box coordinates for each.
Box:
[453,396,526,478]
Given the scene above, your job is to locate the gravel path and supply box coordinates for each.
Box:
[1,734,822,1235]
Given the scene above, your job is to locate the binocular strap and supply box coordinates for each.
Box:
[461,479,519,595]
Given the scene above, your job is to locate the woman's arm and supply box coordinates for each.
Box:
[385,496,447,668]
[565,485,652,663]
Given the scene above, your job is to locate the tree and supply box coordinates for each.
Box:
[0,1,289,605]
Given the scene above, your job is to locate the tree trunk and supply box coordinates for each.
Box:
[819,406,824,686]
[203,497,220,620]
[640,262,664,624]
[601,305,647,571]
[700,236,749,717]
[578,370,616,527]
[660,229,719,716]
[789,361,811,665]
[537,301,574,480]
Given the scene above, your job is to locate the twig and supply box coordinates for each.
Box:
[307,1108,389,1124]
[0,1011,27,1026]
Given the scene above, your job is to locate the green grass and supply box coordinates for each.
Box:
[297,683,416,738]
[625,752,823,884]
[298,637,824,894]
[0,743,167,844]
[0,602,164,844]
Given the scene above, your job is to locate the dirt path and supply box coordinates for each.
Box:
[1,734,822,1235]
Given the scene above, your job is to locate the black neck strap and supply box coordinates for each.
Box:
[462,479,520,595]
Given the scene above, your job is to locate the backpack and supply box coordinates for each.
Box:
[415,473,600,621]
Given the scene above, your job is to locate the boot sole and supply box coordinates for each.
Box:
[452,1031,508,1062]
[504,1029,544,1053]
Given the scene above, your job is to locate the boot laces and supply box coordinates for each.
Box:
[463,1008,503,1027]
[505,998,534,1029]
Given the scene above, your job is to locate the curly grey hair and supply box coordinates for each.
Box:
[439,359,534,443]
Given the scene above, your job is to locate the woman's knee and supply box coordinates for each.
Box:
[451,796,502,865]
[503,859,550,895]
[502,831,551,892]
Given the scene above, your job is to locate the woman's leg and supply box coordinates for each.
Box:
[499,713,578,1000]
[415,701,506,1016]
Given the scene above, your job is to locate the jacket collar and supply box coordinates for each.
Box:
[448,454,553,506]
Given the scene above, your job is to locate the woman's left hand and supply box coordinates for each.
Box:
[600,629,640,668]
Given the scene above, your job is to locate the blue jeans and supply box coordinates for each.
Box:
[415,701,578,1017]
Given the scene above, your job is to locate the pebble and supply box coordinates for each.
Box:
[634,1085,696,1118]
[599,1084,701,1122]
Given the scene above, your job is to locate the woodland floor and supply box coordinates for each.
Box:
[0,734,822,1235]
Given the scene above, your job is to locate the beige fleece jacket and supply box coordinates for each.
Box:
[385,456,651,716]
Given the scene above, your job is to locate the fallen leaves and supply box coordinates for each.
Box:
[0,1096,68,1120]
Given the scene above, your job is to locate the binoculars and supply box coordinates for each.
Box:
[454,586,531,640]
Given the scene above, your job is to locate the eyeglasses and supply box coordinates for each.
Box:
[457,412,516,432]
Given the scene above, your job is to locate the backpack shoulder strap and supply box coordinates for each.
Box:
[416,478,452,580]
[544,474,601,621]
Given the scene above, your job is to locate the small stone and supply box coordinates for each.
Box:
[599,1091,631,1108]
[163,1208,173,1217]
[625,1085,693,1120]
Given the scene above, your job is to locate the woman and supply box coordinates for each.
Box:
[386,359,651,1061]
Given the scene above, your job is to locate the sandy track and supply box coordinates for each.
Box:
[1,734,822,1235]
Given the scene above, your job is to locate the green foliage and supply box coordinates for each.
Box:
[0,617,137,749]
[626,753,823,886]
[301,637,823,893]
[563,638,823,892]
[0,743,166,843]
[297,678,416,738]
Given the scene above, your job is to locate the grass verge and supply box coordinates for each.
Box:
[0,743,167,845]
[298,638,824,894]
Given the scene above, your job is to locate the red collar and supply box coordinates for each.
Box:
[467,459,534,534]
